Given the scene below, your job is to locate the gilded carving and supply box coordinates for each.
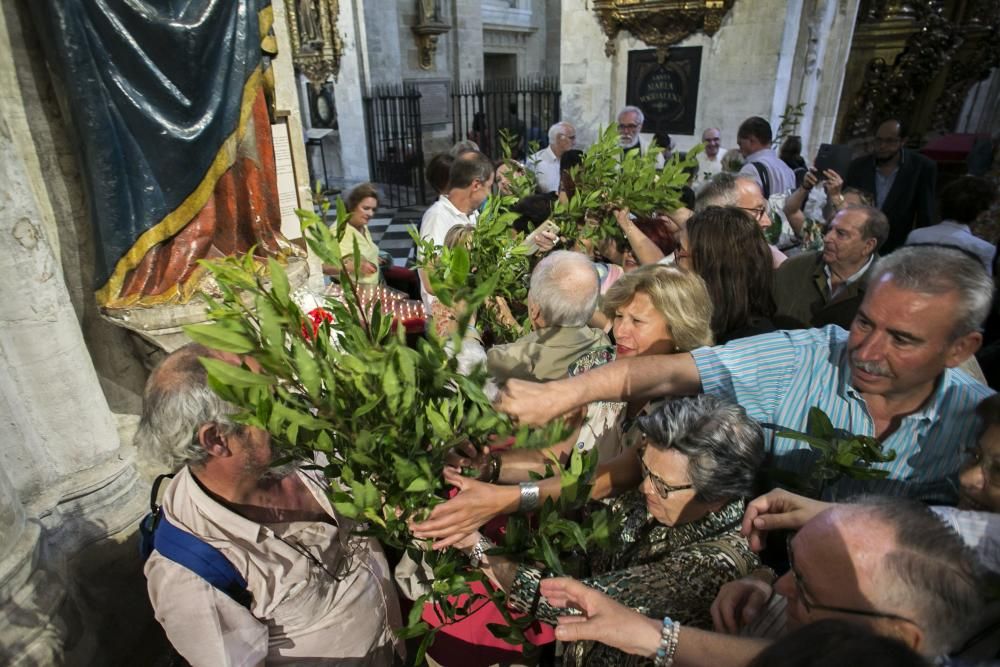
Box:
[592,0,737,57]
[840,0,999,140]
[285,0,344,89]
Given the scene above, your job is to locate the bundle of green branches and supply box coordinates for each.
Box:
[184,199,613,662]
[414,191,535,345]
[552,126,700,248]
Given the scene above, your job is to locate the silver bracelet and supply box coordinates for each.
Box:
[654,616,680,667]
[468,535,494,568]
[518,482,541,513]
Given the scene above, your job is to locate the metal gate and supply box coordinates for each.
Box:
[362,84,426,207]
[451,77,561,161]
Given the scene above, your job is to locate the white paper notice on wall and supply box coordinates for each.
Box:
[271,121,301,239]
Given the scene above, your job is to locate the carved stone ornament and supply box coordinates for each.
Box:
[592,0,737,58]
[412,0,451,70]
[285,0,344,89]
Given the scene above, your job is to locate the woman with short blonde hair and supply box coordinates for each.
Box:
[601,264,714,354]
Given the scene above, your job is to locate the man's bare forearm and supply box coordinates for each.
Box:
[567,353,701,406]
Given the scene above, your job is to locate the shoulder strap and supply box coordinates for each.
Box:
[153,515,252,609]
[751,161,771,199]
[139,473,252,609]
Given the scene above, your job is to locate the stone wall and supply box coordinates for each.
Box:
[560,0,859,160]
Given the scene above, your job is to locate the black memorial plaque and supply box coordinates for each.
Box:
[625,47,702,136]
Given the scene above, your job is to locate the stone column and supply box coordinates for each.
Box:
[559,0,613,145]
[793,0,862,158]
[331,0,371,183]
[1,3,150,662]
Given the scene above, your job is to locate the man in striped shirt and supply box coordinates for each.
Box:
[499,246,994,503]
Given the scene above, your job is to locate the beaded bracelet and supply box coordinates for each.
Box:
[654,616,680,667]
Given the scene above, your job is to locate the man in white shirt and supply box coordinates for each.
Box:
[417,151,495,307]
[527,121,576,194]
[906,175,996,276]
[694,127,727,192]
[136,344,402,666]
[616,106,665,170]
[737,116,797,198]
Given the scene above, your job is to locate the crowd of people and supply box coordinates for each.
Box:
[136,108,1000,666]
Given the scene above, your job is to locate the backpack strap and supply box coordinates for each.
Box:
[751,161,771,199]
[139,472,252,609]
[153,515,252,609]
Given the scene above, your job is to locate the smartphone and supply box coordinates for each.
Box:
[813,143,852,180]
[522,219,560,254]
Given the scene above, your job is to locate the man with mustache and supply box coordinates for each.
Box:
[136,344,402,666]
[617,106,666,169]
[496,245,994,503]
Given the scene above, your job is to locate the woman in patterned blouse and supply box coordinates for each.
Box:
[455,395,766,666]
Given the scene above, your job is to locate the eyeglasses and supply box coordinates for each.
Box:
[874,136,901,145]
[785,534,921,627]
[638,446,694,499]
[618,123,640,131]
[737,206,768,222]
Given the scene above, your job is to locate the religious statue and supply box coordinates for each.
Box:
[28,0,295,309]
[297,0,321,45]
[419,0,441,23]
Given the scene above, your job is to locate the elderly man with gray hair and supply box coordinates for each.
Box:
[136,344,402,666]
[487,250,608,384]
[527,120,577,193]
[617,105,665,169]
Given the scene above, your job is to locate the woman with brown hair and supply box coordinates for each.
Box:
[678,206,776,343]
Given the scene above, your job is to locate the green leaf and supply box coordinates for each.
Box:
[292,340,321,397]
[183,323,257,354]
[199,357,276,387]
[267,258,290,308]
[405,477,432,493]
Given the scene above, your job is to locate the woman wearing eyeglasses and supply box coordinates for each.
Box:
[452,395,765,666]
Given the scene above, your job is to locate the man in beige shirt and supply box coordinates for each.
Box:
[486,250,609,384]
[136,344,402,666]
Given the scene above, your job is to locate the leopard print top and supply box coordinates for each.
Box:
[508,494,758,666]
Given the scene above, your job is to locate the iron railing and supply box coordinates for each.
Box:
[451,77,561,161]
[362,84,427,207]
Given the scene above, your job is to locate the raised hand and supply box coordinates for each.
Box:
[540,577,661,656]
[710,575,774,634]
[740,488,832,552]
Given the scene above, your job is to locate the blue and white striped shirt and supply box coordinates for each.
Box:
[691,326,993,503]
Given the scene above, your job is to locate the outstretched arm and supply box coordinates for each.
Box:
[411,447,643,549]
[615,208,665,266]
[540,577,769,667]
[496,353,702,426]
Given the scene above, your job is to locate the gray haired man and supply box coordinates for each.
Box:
[136,345,402,665]
[617,105,665,169]
[487,250,608,384]
[528,121,577,193]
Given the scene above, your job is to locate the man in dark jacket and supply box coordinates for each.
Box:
[773,206,888,330]
[844,119,936,253]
